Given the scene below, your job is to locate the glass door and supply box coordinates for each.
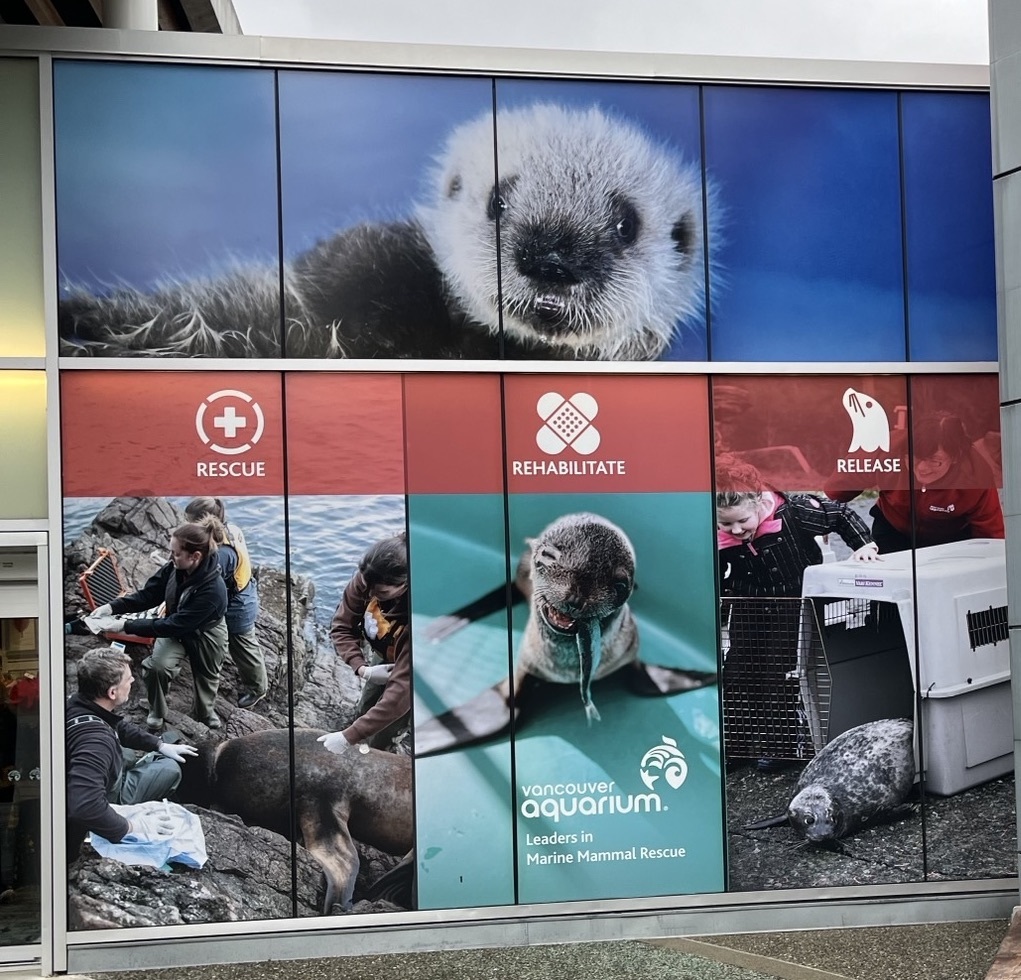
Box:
[0,548,41,956]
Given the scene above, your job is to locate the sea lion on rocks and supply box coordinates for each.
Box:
[60,103,711,361]
[415,513,716,754]
[177,727,412,912]
[747,718,916,844]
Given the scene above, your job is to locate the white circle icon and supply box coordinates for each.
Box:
[536,391,601,456]
[195,389,265,456]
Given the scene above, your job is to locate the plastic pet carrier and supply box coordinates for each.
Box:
[77,548,154,648]
[802,538,1011,795]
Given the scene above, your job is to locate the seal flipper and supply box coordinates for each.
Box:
[742,812,790,831]
[366,849,415,907]
[415,671,541,756]
[627,661,718,696]
[420,551,532,643]
[420,580,528,643]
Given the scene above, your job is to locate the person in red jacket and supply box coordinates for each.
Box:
[825,411,1004,552]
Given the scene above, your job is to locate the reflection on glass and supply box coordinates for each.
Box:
[1,615,41,946]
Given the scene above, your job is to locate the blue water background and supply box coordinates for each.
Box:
[63,495,406,621]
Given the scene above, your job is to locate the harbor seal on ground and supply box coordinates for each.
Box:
[747,718,916,843]
[415,513,716,754]
[176,728,412,912]
[60,103,711,361]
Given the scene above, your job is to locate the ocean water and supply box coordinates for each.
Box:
[62,494,406,621]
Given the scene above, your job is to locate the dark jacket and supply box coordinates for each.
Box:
[109,552,227,650]
[718,493,872,598]
[65,693,160,859]
[329,570,411,744]
[214,522,259,634]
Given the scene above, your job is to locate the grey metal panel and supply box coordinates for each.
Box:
[990,0,1021,66]
[64,887,1017,973]
[0,24,991,88]
[1002,403,1021,517]
[992,48,1021,175]
[53,357,1000,374]
[995,174,1021,400]
[1005,514,1021,627]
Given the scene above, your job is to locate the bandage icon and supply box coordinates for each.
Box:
[536,392,601,455]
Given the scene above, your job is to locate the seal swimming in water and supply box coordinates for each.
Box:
[415,513,716,754]
[177,727,412,912]
[746,718,916,843]
[60,103,713,361]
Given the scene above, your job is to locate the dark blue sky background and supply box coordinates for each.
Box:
[53,60,996,363]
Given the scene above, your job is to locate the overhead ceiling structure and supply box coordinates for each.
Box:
[0,0,241,32]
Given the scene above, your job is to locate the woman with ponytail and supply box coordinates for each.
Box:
[90,518,229,731]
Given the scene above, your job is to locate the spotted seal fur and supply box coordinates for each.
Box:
[748,718,916,843]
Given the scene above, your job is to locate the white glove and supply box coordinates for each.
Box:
[84,615,126,635]
[91,603,113,619]
[158,742,198,764]
[360,663,394,684]
[128,810,175,840]
[852,542,881,562]
[317,731,352,754]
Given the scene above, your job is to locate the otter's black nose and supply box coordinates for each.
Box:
[516,246,580,285]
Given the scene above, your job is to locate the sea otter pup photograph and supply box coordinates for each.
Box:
[58,98,714,361]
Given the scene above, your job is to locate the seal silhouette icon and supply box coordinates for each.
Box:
[842,387,889,453]
[536,391,601,455]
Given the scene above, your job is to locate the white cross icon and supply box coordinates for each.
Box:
[196,389,265,456]
[213,406,248,439]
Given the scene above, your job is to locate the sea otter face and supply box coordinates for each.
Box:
[529,513,636,638]
[418,104,710,360]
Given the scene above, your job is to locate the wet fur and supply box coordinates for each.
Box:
[513,513,638,719]
[178,728,412,912]
[60,104,711,361]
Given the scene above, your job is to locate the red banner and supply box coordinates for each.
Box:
[504,375,711,494]
[61,372,285,496]
[404,374,504,494]
[713,375,910,493]
[285,373,405,495]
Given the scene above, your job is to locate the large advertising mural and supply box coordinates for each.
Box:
[51,56,1012,938]
[53,62,995,363]
[57,368,1013,930]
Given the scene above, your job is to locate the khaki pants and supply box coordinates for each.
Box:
[142,618,228,722]
[229,627,267,696]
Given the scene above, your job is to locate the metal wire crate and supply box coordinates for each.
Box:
[720,596,831,761]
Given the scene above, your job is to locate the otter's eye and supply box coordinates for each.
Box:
[803,814,815,826]
[447,175,463,199]
[487,176,516,221]
[534,545,557,571]
[609,194,640,246]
